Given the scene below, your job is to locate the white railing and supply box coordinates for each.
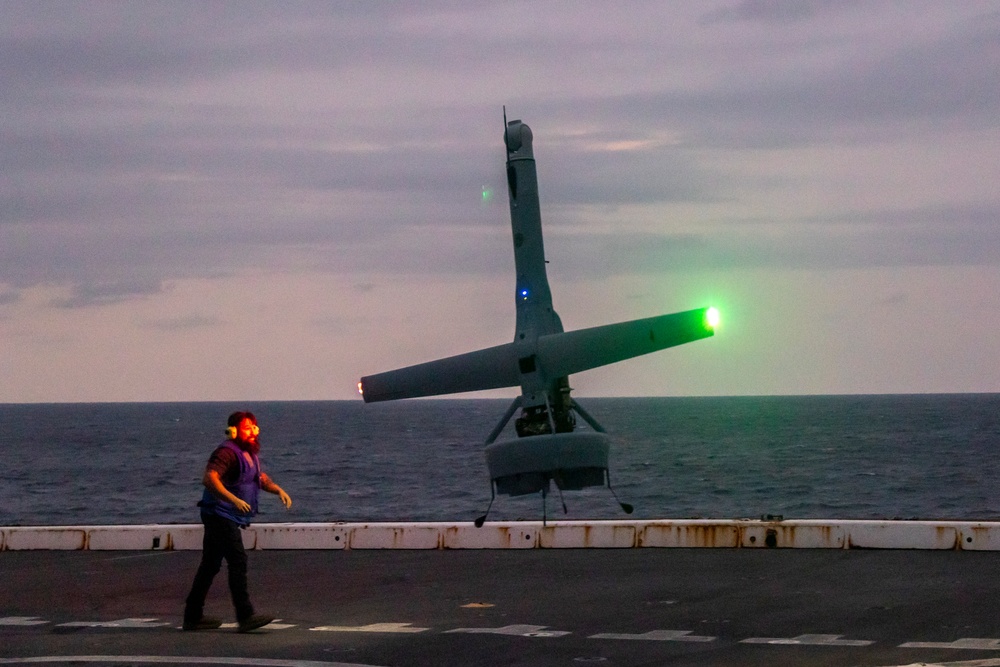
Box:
[3,519,999,550]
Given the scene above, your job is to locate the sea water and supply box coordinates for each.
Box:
[1,395,998,526]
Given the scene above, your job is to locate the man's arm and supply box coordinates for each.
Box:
[260,472,292,509]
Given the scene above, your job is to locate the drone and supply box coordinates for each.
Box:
[359,113,718,524]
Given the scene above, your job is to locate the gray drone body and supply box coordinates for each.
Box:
[359,117,717,510]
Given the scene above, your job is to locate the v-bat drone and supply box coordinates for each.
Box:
[359,114,719,523]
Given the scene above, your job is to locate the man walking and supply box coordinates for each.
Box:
[184,410,292,632]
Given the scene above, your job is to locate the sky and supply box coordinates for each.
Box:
[1,0,999,403]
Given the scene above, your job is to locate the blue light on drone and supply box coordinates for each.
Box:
[520,289,529,300]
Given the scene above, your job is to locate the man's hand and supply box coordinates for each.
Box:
[232,497,252,514]
[260,472,292,509]
[278,490,292,509]
[204,470,251,513]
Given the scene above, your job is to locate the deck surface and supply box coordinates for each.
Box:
[3,548,1000,666]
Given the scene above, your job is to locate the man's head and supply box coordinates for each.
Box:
[227,411,259,444]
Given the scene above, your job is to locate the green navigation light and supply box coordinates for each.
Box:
[482,186,493,203]
[706,306,720,329]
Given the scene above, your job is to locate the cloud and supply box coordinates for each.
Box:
[2,3,1000,400]
[50,278,163,309]
[1,2,998,306]
[546,20,1000,150]
[0,288,19,306]
[141,313,220,331]
[701,0,855,25]
[546,203,1000,277]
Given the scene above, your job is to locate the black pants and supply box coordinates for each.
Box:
[184,513,254,622]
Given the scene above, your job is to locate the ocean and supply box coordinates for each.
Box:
[1,395,998,527]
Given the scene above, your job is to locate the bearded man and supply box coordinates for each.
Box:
[183,410,292,632]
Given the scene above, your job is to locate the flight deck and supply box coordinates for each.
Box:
[4,520,1000,667]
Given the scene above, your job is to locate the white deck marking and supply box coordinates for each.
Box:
[884,659,1000,666]
[446,624,570,637]
[56,618,170,629]
[741,633,873,646]
[589,629,715,642]
[0,656,383,667]
[106,552,178,561]
[901,638,1000,650]
[0,617,48,626]
[309,623,429,633]
[218,619,295,631]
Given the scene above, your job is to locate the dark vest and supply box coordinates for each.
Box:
[199,440,261,526]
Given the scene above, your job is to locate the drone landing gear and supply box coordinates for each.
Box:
[607,472,634,515]
[474,493,493,528]
[473,396,634,527]
[474,468,633,527]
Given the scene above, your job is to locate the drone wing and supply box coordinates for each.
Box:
[359,307,715,403]
[359,342,520,403]
[536,307,715,378]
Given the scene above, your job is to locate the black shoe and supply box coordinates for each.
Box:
[237,614,274,633]
[183,616,223,631]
